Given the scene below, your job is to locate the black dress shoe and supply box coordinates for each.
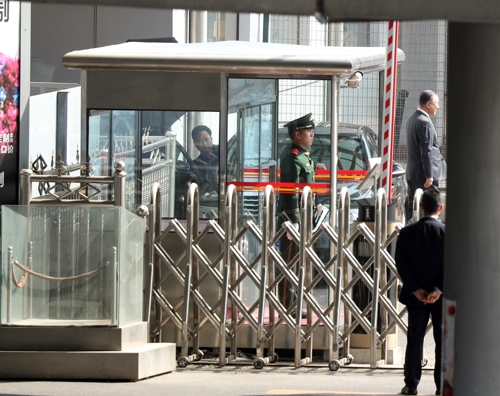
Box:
[291,309,307,319]
[400,386,418,395]
[435,391,441,395]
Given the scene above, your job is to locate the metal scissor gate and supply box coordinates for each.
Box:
[144,181,420,371]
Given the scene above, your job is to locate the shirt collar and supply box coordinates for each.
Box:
[417,108,430,118]
[292,143,309,153]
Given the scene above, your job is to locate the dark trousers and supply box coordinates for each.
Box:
[278,233,299,310]
[404,296,442,390]
[406,180,439,221]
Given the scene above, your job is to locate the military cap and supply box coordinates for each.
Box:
[284,113,315,137]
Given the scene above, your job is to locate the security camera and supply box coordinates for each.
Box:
[346,71,363,88]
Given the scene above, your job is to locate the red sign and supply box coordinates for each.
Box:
[0,0,20,205]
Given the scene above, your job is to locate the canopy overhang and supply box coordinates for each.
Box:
[63,41,405,78]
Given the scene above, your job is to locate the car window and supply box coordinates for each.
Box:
[277,131,368,171]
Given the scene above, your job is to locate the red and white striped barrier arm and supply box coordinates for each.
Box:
[380,20,400,202]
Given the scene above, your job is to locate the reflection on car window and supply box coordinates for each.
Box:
[338,137,366,171]
[361,127,378,158]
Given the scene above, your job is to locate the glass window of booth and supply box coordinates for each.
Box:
[227,78,277,226]
[88,110,220,219]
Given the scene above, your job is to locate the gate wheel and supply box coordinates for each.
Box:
[253,357,266,369]
[329,359,340,371]
[177,356,190,368]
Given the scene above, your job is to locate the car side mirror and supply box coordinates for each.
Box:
[392,168,406,178]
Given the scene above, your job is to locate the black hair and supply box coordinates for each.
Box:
[419,90,437,106]
[191,125,212,141]
[421,188,442,214]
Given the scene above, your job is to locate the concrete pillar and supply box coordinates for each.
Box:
[186,10,207,157]
[446,22,500,394]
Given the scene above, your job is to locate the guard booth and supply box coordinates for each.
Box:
[62,41,406,358]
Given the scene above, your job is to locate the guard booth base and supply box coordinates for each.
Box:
[0,205,175,380]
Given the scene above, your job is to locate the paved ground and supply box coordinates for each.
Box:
[0,332,439,396]
[0,365,438,396]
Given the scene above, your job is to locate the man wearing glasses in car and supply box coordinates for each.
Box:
[191,125,219,196]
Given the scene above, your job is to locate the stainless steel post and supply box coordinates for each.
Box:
[371,188,387,368]
[168,135,176,217]
[182,263,192,358]
[111,246,118,325]
[186,183,200,359]
[327,75,339,363]
[337,187,350,360]
[20,169,32,206]
[378,189,388,363]
[413,188,424,222]
[137,204,151,323]
[224,184,238,360]
[7,246,13,323]
[220,263,230,368]
[151,183,162,342]
[263,185,276,360]
[299,186,314,365]
[295,266,305,368]
[113,161,126,208]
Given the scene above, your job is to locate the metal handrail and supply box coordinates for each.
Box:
[336,187,350,362]
[224,183,238,367]
[413,188,424,221]
[371,187,387,367]
[20,160,127,207]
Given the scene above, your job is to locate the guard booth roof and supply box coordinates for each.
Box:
[62,41,405,78]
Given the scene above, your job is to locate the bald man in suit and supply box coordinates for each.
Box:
[405,90,447,221]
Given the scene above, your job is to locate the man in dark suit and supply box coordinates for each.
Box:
[396,189,445,395]
[405,90,447,221]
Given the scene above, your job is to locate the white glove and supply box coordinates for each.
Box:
[287,223,299,241]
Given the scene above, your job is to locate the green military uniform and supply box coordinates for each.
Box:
[278,113,316,310]
[280,143,315,224]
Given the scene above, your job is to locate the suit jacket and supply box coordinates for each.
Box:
[406,109,447,187]
[395,216,445,305]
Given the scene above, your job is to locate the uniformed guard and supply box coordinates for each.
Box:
[280,112,317,225]
[278,113,326,310]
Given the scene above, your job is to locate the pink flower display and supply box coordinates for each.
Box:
[0,51,20,153]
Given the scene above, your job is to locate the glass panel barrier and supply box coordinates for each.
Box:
[118,206,144,327]
[1,206,143,327]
